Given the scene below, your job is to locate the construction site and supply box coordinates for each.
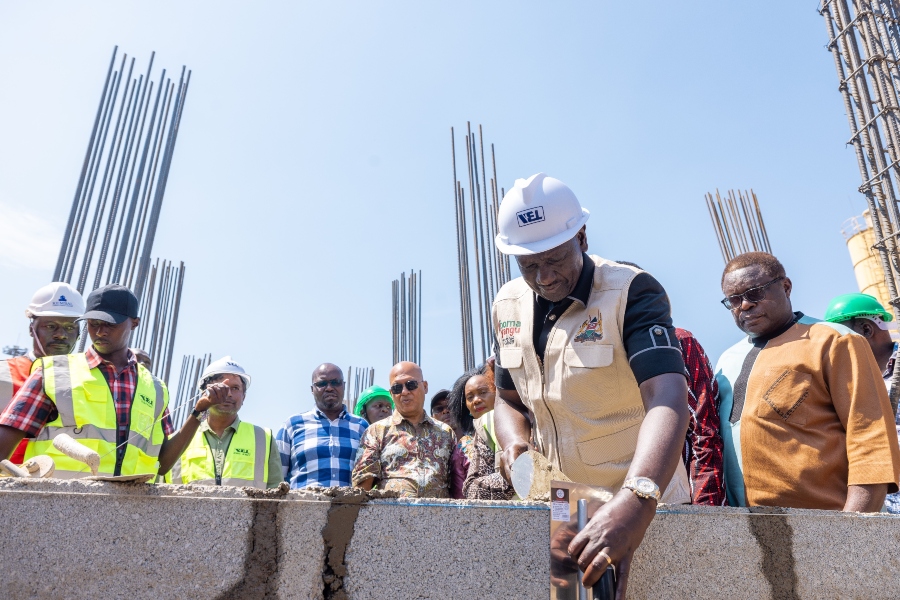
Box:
[2,1,900,599]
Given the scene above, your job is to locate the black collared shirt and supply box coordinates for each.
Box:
[495,255,684,388]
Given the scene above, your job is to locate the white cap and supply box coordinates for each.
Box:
[198,356,251,391]
[26,282,85,318]
[495,173,590,255]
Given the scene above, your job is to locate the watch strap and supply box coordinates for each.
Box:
[191,409,202,421]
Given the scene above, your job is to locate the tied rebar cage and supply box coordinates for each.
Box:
[820,0,900,412]
[392,270,422,365]
[451,123,511,371]
[704,189,772,264]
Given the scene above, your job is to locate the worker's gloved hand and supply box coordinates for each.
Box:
[194,382,232,412]
[498,441,531,483]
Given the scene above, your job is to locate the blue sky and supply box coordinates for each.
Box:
[0,1,866,431]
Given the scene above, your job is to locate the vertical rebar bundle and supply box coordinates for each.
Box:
[820,0,900,413]
[129,259,185,383]
[169,353,211,426]
[451,123,510,370]
[343,366,375,415]
[392,270,422,365]
[704,189,772,263]
[55,47,191,379]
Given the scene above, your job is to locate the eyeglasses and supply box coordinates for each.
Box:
[313,379,344,389]
[721,277,784,310]
[390,380,419,394]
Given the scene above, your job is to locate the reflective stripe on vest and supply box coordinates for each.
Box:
[23,354,168,478]
[168,421,271,489]
[0,356,35,412]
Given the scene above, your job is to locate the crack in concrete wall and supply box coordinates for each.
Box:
[320,489,368,600]
[748,506,799,600]
[216,499,281,599]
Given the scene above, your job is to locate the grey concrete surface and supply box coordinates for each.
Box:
[1,479,899,599]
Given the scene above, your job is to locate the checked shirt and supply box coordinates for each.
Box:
[276,408,368,489]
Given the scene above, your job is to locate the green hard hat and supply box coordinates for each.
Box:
[824,293,893,323]
[354,385,394,417]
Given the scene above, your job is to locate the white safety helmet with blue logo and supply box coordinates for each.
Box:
[25,282,86,318]
[199,356,252,391]
[495,173,590,256]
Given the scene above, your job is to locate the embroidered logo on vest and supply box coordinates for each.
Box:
[573,312,603,343]
[139,394,153,407]
[499,320,521,346]
[234,448,250,457]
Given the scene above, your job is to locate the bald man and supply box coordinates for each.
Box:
[275,363,369,489]
[352,361,457,498]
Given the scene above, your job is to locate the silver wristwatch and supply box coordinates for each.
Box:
[623,476,661,501]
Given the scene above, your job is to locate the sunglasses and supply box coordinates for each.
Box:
[721,277,784,310]
[313,379,344,389]
[390,380,419,394]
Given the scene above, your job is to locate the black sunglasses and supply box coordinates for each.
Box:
[390,380,419,394]
[313,379,344,389]
[721,277,784,310]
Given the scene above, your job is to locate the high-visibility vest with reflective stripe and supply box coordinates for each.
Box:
[0,356,35,412]
[168,421,271,488]
[23,353,168,478]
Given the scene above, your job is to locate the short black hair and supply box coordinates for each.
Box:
[429,390,449,413]
[721,252,786,287]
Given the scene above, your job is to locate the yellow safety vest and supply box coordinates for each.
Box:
[23,353,168,478]
[167,420,271,488]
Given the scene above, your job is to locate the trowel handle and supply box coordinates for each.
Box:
[592,567,616,600]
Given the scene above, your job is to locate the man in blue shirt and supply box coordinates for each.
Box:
[276,363,368,489]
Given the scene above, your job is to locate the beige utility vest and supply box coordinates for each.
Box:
[493,255,690,503]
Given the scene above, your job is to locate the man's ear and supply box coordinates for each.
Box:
[782,277,792,299]
[130,317,140,331]
[422,381,429,395]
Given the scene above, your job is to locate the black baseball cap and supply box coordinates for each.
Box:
[430,389,450,412]
[80,284,139,324]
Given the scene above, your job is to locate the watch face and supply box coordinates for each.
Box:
[637,479,655,494]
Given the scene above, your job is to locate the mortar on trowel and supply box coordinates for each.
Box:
[510,450,613,504]
[0,455,55,478]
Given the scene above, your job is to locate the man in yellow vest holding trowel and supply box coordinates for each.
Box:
[166,356,281,489]
[0,284,229,479]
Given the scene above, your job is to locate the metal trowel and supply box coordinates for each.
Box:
[511,450,613,504]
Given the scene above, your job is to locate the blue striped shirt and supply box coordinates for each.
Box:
[276,408,368,489]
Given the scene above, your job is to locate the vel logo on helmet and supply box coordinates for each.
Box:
[517,206,545,227]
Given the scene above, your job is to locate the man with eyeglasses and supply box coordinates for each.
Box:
[715,252,900,511]
[275,363,368,489]
[352,361,456,497]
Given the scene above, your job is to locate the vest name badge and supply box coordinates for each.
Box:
[573,311,603,343]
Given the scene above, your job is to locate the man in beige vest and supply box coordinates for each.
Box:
[492,173,690,593]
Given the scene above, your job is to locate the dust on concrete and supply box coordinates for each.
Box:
[216,499,281,599]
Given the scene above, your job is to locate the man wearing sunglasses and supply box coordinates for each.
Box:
[715,252,900,512]
[275,363,368,489]
[352,361,456,497]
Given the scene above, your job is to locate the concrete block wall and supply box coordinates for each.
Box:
[0,479,898,599]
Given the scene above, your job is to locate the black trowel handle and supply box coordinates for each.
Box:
[592,567,616,600]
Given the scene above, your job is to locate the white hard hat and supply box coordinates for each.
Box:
[25,282,85,318]
[198,356,251,391]
[495,173,590,256]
